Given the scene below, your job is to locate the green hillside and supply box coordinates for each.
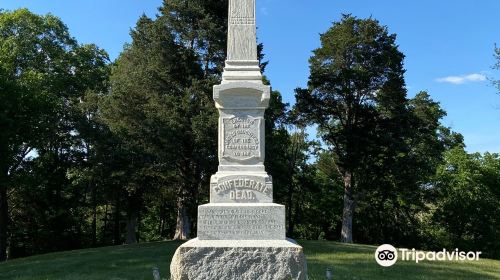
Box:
[0,241,498,280]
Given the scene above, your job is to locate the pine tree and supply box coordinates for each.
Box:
[294,15,408,243]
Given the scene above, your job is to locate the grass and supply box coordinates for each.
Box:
[0,240,499,280]
[304,241,499,280]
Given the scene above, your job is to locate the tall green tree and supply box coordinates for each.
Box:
[294,15,408,243]
[159,0,228,78]
[354,91,463,247]
[0,9,109,260]
[103,12,219,241]
[152,0,230,240]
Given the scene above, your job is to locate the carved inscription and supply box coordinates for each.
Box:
[223,117,261,161]
[230,0,255,20]
[229,18,255,25]
[198,207,285,239]
[214,177,271,202]
[229,0,255,25]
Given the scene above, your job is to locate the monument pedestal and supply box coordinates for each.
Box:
[170,239,307,280]
[171,203,307,279]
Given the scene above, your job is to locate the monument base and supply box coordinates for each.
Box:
[170,238,308,280]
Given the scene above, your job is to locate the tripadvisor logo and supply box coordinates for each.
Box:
[375,244,482,267]
[375,244,398,267]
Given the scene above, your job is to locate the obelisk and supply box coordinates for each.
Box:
[170,0,307,279]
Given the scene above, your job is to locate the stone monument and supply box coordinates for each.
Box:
[170,0,307,279]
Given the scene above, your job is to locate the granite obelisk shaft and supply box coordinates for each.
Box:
[223,0,262,81]
[228,0,257,61]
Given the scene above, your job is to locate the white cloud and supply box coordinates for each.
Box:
[436,73,487,85]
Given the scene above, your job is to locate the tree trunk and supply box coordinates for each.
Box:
[113,196,121,245]
[102,204,108,242]
[125,191,142,244]
[292,197,301,238]
[159,200,167,237]
[126,211,138,244]
[340,171,355,243]
[173,194,191,240]
[136,211,141,243]
[0,178,7,262]
[91,182,97,246]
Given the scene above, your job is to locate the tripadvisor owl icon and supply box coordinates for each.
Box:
[375,244,398,267]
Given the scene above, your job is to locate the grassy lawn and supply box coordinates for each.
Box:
[0,240,498,280]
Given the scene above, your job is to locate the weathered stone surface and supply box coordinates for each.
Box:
[197,203,285,240]
[210,173,273,203]
[170,239,308,280]
[222,60,262,81]
[213,82,270,172]
[227,0,257,61]
[223,0,261,81]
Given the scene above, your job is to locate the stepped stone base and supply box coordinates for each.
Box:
[170,238,307,280]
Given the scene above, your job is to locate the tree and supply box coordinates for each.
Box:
[153,0,230,239]
[159,0,228,78]
[103,11,219,242]
[265,104,315,237]
[0,9,109,260]
[353,91,463,247]
[106,0,281,241]
[431,148,500,258]
[294,15,408,243]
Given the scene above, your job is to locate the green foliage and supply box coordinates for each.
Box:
[295,14,407,173]
[159,0,228,76]
[294,14,412,243]
[262,74,326,239]
[292,15,470,249]
[100,0,229,241]
[0,8,110,259]
[293,151,344,240]
[103,15,205,164]
[430,148,500,258]
[354,91,464,248]
[0,8,69,167]
[9,153,87,256]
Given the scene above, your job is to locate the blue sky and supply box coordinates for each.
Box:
[2,0,499,153]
